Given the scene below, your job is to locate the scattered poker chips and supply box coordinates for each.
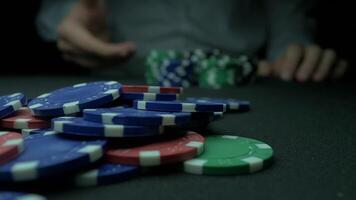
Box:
[0,93,26,119]
[52,117,165,138]
[107,131,205,166]
[119,92,179,101]
[74,163,140,187]
[0,132,106,183]
[0,192,47,200]
[83,107,192,126]
[28,81,121,117]
[184,135,274,175]
[134,100,226,113]
[122,85,182,94]
[0,132,24,165]
[0,79,273,199]
[186,98,250,112]
[0,107,51,129]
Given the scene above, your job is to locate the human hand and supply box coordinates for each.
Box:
[57,0,136,68]
[258,43,348,82]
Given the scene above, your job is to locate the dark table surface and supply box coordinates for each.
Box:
[0,75,355,200]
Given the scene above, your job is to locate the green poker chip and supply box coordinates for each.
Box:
[197,56,239,89]
[184,135,274,175]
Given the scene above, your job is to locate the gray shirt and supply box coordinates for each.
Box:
[37,0,314,77]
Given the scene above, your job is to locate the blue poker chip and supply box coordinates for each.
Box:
[0,132,106,183]
[74,163,139,187]
[213,112,224,120]
[0,93,26,119]
[83,107,191,126]
[119,92,178,101]
[0,192,47,200]
[134,100,226,113]
[21,128,56,137]
[28,81,121,117]
[191,112,223,121]
[180,112,223,131]
[186,97,250,112]
[159,59,195,88]
[185,112,223,130]
[52,117,164,138]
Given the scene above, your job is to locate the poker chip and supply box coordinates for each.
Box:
[106,131,205,166]
[83,107,191,126]
[189,112,224,126]
[21,129,40,137]
[0,192,47,200]
[120,92,178,101]
[184,135,273,175]
[0,93,26,119]
[0,132,24,165]
[74,163,140,187]
[145,50,197,87]
[191,112,223,122]
[0,132,106,183]
[52,117,165,138]
[186,98,250,112]
[158,59,196,88]
[122,85,182,94]
[28,81,121,117]
[0,107,51,129]
[134,100,226,113]
[181,112,223,131]
[145,49,256,88]
[197,55,257,89]
[213,112,224,120]
[21,129,55,137]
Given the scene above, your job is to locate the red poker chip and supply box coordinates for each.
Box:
[122,85,183,94]
[0,131,24,164]
[0,107,50,129]
[106,131,205,166]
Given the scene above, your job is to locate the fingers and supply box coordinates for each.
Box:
[264,43,349,82]
[257,60,273,77]
[312,49,337,82]
[332,59,348,79]
[57,39,85,55]
[296,45,322,82]
[280,44,304,81]
[58,22,136,59]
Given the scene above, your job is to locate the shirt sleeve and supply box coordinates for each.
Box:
[266,0,316,60]
[36,0,78,41]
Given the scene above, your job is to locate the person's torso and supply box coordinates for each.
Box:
[104,0,267,77]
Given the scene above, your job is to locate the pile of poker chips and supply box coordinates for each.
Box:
[145,49,257,89]
[0,81,273,198]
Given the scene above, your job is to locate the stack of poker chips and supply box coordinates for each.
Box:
[145,49,257,89]
[0,81,273,197]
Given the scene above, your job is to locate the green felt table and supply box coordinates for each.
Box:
[0,75,355,200]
